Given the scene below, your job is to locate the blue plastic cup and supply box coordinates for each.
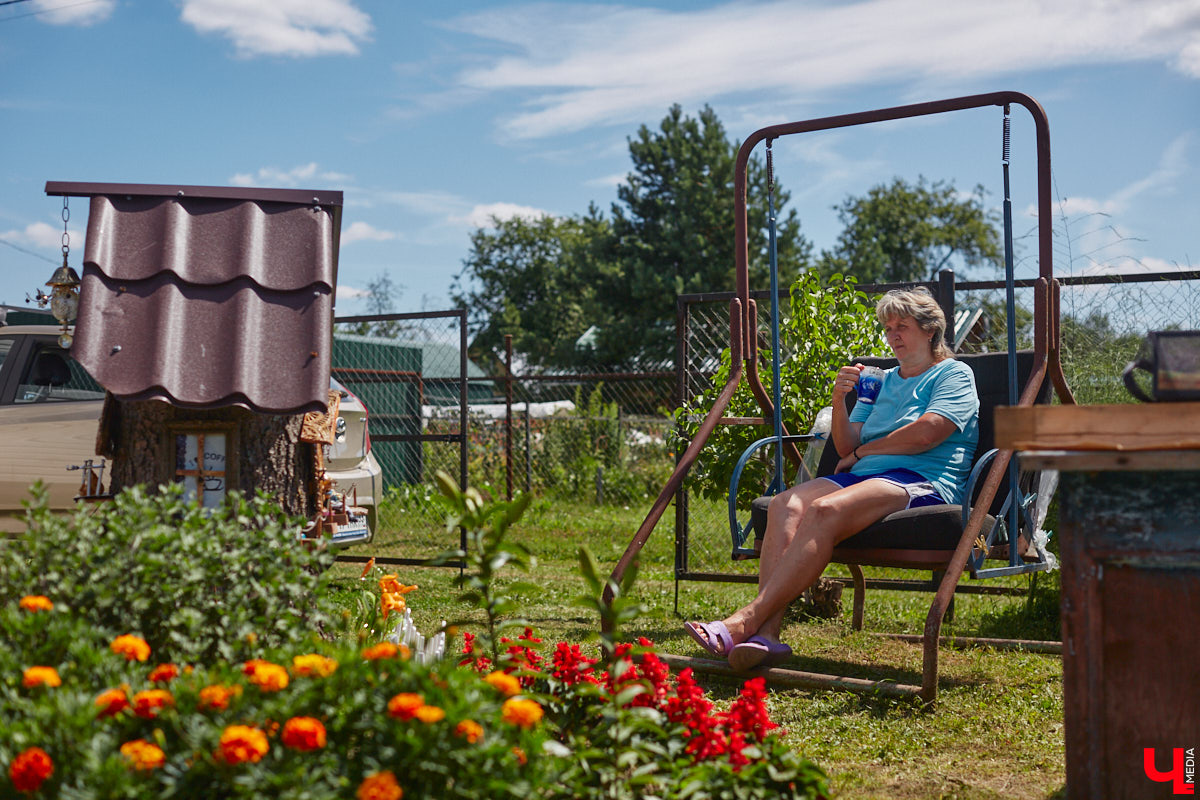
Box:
[856,366,885,405]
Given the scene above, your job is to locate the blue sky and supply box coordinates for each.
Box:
[2,0,1197,316]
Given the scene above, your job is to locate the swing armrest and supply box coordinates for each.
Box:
[728,434,815,557]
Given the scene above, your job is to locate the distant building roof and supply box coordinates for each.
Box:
[54,182,342,414]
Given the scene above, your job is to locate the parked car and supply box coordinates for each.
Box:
[0,324,380,545]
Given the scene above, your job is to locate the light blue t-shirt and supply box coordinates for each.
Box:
[848,359,979,504]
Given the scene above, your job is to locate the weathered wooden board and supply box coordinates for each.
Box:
[994,402,1200,451]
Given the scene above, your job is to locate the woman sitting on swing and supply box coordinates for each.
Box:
[686,287,980,671]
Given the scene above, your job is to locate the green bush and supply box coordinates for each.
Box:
[0,483,335,664]
[676,271,887,506]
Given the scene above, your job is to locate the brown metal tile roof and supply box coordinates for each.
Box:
[54,183,343,415]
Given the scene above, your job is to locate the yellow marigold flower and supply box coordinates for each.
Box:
[132,689,174,719]
[148,663,180,683]
[95,688,129,718]
[357,770,403,800]
[9,746,53,793]
[120,739,166,771]
[454,719,484,743]
[386,692,424,721]
[216,725,269,765]
[484,670,521,697]
[501,698,544,729]
[197,684,241,712]
[19,595,53,612]
[415,705,445,723]
[22,666,61,689]
[281,716,327,751]
[292,653,338,678]
[245,660,289,692]
[362,641,398,660]
[111,634,151,662]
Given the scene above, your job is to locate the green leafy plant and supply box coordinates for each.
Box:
[430,470,536,663]
[676,271,888,506]
[0,483,334,664]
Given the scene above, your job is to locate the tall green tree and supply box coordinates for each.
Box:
[817,177,1001,284]
[594,105,811,365]
[451,208,612,368]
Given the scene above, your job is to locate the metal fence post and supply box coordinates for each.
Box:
[938,268,956,351]
[505,334,513,501]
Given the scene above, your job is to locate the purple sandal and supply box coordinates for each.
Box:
[684,620,733,658]
[728,636,792,672]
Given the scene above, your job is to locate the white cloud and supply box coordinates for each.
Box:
[1,221,69,249]
[230,162,352,188]
[443,0,1200,139]
[32,0,115,25]
[181,0,372,58]
[453,202,552,228]
[336,284,371,301]
[1027,133,1192,221]
[341,221,397,244]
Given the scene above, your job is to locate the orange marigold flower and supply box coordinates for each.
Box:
[454,719,484,743]
[501,698,544,729]
[9,746,53,793]
[512,746,528,766]
[357,770,403,800]
[18,595,53,613]
[22,666,61,689]
[95,688,130,718]
[245,661,289,692]
[292,653,338,678]
[215,725,269,765]
[281,717,327,751]
[120,739,166,771]
[132,689,174,719]
[484,670,521,697]
[362,642,399,661]
[148,663,180,684]
[386,692,424,721]
[111,634,151,662]
[378,575,417,596]
[197,684,241,712]
[414,705,445,723]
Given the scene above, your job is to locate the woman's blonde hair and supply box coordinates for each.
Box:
[875,287,952,360]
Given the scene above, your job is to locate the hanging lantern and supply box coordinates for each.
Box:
[45,197,81,348]
[47,259,81,348]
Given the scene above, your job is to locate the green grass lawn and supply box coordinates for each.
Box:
[330,497,1066,800]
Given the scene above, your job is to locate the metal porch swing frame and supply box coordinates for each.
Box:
[604,91,1075,706]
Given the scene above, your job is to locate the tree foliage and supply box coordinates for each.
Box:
[454,105,811,369]
[817,177,1001,284]
[593,105,811,365]
[451,209,612,368]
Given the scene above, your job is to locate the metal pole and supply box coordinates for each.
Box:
[1001,105,1021,565]
[505,334,513,501]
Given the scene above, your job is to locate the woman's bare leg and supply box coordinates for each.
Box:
[719,478,912,646]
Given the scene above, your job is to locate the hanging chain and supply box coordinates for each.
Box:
[765,138,775,199]
[61,196,70,260]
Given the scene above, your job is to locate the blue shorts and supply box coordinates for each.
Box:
[818,468,947,509]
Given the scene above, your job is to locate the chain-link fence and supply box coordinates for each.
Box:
[677,269,1200,580]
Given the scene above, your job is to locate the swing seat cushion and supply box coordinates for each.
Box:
[749,495,994,552]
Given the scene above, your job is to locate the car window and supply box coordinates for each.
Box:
[0,338,12,373]
[14,345,105,403]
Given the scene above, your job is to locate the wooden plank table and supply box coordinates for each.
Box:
[995,403,1200,800]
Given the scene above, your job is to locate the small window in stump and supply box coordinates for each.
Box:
[174,431,228,508]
